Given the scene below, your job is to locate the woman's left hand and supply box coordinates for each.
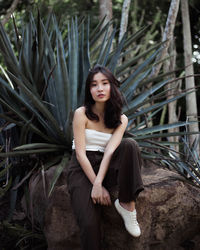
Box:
[91,182,111,206]
[102,186,111,206]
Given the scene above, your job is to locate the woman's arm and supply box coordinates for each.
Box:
[73,107,97,184]
[94,114,128,185]
[91,115,128,205]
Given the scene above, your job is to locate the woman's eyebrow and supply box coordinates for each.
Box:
[91,78,109,82]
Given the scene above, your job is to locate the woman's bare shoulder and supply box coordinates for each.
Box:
[74,106,87,122]
[74,106,86,115]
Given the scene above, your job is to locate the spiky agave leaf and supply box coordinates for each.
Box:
[0,14,162,150]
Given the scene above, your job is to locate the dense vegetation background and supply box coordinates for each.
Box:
[1,0,200,119]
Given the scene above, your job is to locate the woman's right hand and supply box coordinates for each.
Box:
[102,186,111,206]
[91,183,111,206]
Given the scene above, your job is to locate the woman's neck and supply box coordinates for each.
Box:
[93,102,105,117]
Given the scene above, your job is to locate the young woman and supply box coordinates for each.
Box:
[67,65,144,250]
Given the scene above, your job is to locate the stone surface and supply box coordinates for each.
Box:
[25,165,200,250]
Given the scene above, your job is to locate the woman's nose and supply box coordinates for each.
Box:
[97,84,103,91]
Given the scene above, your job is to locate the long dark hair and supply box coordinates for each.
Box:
[84,65,125,129]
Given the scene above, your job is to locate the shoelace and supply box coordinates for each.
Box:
[129,211,139,225]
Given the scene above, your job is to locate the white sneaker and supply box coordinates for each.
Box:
[114,199,141,237]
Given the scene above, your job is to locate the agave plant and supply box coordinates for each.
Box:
[165,131,200,186]
[0,11,199,209]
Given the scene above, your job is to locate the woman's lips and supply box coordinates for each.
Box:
[97,94,105,98]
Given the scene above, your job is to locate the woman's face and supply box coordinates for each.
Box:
[90,72,111,103]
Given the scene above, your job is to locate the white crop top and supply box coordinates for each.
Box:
[72,129,112,152]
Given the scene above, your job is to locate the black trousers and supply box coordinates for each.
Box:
[67,138,144,250]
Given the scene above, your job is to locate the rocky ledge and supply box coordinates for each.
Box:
[22,165,200,250]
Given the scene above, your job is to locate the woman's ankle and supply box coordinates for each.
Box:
[119,201,135,212]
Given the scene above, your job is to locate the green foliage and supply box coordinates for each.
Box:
[0,14,189,150]
[0,220,47,249]
[176,134,200,185]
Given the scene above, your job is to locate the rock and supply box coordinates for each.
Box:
[24,165,200,250]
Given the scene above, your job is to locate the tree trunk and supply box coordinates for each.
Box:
[163,39,181,153]
[119,0,131,43]
[1,0,20,26]
[99,0,113,29]
[150,0,180,79]
[146,0,180,130]
[181,0,199,149]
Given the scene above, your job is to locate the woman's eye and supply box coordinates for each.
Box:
[103,82,109,85]
[91,83,97,87]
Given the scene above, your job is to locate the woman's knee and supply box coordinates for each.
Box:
[120,138,139,150]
